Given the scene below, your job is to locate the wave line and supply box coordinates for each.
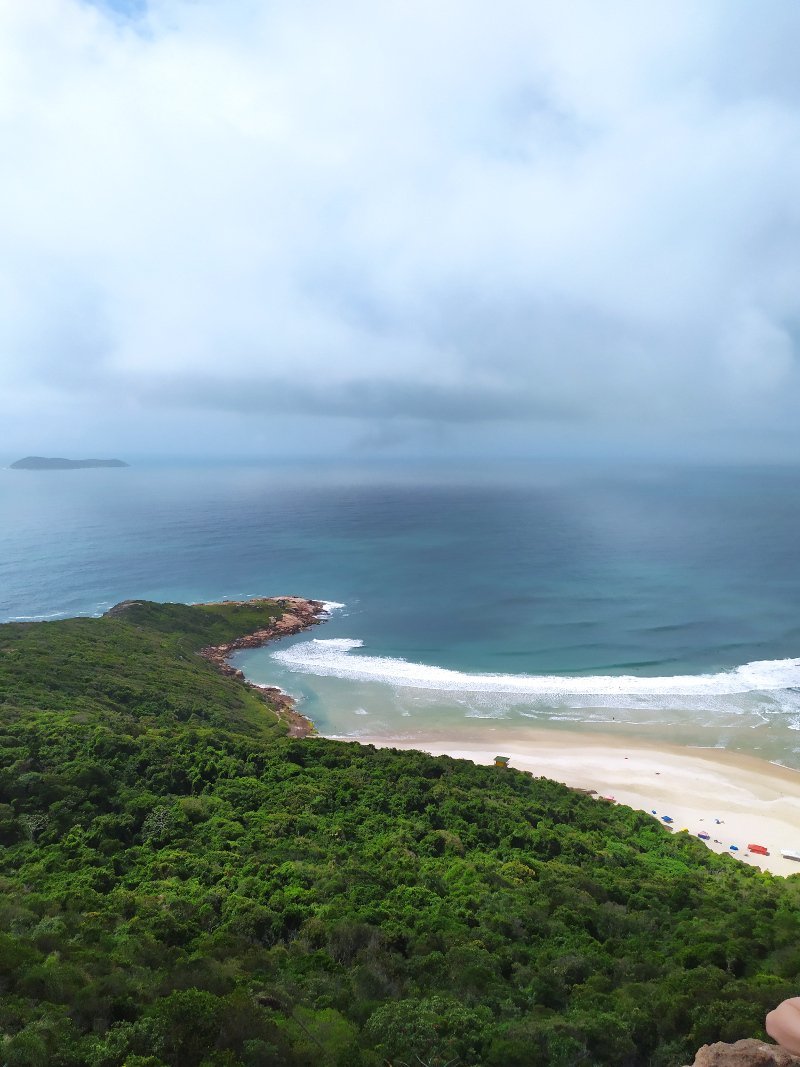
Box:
[272,638,800,696]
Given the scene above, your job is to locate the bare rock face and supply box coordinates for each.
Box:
[686,1039,800,1066]
[197,596,327,737]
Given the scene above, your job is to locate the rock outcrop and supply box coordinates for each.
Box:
[686,1039,800,1066]
[198,597,324,679]
[198,596,327,736]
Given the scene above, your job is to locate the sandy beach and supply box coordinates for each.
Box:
[350,729,800,877]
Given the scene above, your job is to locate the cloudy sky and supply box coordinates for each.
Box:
[2,0,800,461]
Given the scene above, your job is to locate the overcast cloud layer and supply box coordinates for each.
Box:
[2,0,800,459]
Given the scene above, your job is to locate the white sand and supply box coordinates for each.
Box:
[349,729,800,877]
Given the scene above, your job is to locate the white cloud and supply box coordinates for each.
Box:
[1,0,800,457]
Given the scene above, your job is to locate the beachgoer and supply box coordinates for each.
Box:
[766,998,800,1055]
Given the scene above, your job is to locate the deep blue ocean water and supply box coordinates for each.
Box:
[3,459,800,756]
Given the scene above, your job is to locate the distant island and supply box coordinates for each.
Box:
[10,456,129,470]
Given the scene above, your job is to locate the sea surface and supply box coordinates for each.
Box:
[3,458,800,763]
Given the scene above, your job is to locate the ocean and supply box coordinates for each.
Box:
[3,459,800,764]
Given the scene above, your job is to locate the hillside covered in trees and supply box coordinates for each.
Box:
[0,600,798,1066]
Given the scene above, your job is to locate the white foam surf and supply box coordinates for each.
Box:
[8,610,72,621]
[272,638,800,698]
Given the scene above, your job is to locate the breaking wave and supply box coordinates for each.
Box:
[272,638,800,698]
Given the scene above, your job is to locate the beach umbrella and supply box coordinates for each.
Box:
[661,816,673,823]
[729,845,739,851]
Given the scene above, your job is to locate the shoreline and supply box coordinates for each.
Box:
[192,598,800,874]
[345,727,800,876]
[197,595,328,737]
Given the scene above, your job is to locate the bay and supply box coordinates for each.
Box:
[3,458,800,761]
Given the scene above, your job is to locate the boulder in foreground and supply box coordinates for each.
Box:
[686,1039,800,1066]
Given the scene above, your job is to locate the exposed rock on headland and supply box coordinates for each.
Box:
[198,596,326,737]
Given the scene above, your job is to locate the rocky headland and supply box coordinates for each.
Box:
[198,595,327,736]
[107,594,326,736]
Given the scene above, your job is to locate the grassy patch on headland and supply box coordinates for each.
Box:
[0,600,287,740]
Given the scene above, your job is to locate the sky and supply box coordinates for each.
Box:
[2,0,800,462]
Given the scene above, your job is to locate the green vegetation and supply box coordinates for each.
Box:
[0,601,798,1066]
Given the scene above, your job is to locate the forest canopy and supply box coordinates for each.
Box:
[0,600,797,1066]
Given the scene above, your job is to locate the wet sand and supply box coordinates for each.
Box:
[348,727,800,876]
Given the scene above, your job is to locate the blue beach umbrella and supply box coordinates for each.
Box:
[661,816,673,823]
[729,845,739,851]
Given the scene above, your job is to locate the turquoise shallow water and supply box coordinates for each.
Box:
[3,459,800,760]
